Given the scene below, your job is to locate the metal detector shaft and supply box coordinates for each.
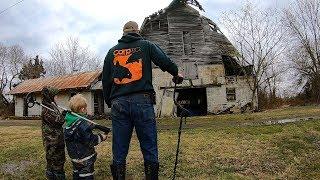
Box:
[35,102,56,113]
[172,82,190,180]
[172,116,185,180]
[52,103,112,133]
[26,91,111,134]
[53,103,98,125]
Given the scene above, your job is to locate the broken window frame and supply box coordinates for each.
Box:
[226,76,237,84]
[226,88,236,102]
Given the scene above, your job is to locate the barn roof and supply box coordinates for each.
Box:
[9,70,102,95]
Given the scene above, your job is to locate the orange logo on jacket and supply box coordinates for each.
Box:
[113,47,143,84]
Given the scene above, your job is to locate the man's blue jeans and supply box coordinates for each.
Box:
[111,93,158,165]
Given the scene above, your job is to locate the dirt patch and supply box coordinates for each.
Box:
[1,160,34,176]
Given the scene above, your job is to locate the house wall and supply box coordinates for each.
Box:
[14,96,24,117]
[29,95,42,116]
[82,91,94,115]
[104,102,111,114]
[14,95,42,117]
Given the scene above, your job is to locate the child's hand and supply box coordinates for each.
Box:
[101,133,107,141]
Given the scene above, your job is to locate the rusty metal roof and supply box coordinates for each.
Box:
[9,70,102,95]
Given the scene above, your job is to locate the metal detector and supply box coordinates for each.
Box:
[25,92,111,134]
[172,77,191,180]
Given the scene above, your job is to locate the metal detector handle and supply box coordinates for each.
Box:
[172,75,184,84]
[94,124,111,134]
[66,109,112,134]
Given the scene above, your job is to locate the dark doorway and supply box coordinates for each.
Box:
[94,90,105,116]
[23,96,28,117]
[176,88,207,117]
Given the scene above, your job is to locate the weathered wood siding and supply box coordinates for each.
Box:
[141,4,236,67]
[141,4,238,80]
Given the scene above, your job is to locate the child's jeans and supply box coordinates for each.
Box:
[111,93,158,165]
[71,153,96,180]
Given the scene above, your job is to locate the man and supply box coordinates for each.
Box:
[41,87,66,179]
[102,21,183,180]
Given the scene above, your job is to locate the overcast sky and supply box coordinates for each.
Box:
[0,0,291,59]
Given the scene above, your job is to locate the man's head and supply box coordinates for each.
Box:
[69,94,87,114]
[123,21,139,35]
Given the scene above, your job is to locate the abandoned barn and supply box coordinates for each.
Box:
[141,0,257,116]
[9,0,257,117]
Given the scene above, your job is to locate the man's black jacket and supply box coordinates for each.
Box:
[102,33,178,107]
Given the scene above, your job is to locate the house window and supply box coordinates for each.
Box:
[226,88,236,101]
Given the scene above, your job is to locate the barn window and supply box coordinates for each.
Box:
[226,76,237,84]
[151,20,161,30]
[182,31,192,55]
[226,88,236,101]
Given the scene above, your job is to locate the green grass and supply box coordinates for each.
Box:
[1,105,320,179]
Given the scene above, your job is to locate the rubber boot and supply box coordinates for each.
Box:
[110,164,126,180]
[144,162,159,180]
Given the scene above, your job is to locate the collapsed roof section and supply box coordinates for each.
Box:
[222,55,254,76]
[167,0,205,11]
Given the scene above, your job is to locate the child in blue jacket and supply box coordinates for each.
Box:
[64,94,107,179]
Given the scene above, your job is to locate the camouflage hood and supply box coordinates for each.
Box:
[42,86,59,104]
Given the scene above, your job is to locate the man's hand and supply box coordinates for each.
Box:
[172,73,184,84]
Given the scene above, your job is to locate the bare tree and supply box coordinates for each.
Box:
[0,43,9,106]
[7,45,25,90]
[47,37,102,76]
[221,3,286,109]
[283,0,320,103]
[0,44,26,106]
